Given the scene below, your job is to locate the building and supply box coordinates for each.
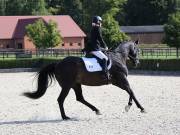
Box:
[120,25,164,44]
[0,16,86,50]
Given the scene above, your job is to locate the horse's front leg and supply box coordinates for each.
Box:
[125,96,132,112]
[113,72,146,113]
[126,86,146,113]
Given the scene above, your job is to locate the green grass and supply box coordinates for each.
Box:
[139,44,169,48]
[140,55,179,59]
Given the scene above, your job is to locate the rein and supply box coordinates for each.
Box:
[107,50,137,61]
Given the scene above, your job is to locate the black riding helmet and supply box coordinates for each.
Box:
[92,16,102,24]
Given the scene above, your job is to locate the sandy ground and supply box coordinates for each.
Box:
[0,72,179,135]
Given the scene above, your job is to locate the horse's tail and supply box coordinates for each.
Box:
[23,63,56,99]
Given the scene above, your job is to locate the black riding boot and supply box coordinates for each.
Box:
[101,59,110,83]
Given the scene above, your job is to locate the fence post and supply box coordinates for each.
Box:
[3,51,4,60]
[68,49,70,56]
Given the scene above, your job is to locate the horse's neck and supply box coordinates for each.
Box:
[109,50,127,65]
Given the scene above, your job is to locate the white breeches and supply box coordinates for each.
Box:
[90,51,108,61]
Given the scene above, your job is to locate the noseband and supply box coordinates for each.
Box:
[128,53,138,62]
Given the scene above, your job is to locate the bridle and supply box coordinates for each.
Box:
[128,53,138,62]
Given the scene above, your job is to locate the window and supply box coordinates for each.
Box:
[6,44,9,48]
[62,43,65,46]
[78,43,81,46]
[70,43,73,46]
[17,43,23,49]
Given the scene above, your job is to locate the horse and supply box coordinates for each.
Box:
[23,40,146,120]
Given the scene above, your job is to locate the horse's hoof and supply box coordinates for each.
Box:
[141,109,147,113]
[63,116,71,120]
[125,105,131,112]
[96,110,102,115]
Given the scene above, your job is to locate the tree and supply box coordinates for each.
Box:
[102,10,129,47]
[103,0,129,47]
[0,0,6,15]
[61,0,83,27]
[45,0,63,14]
[114,0,127,25]
[2,0,129,47]
[164,12,180,57]
[45,20,63,48]
[5,0,27,15]
[26,19,62,49]
[26,0,50,15]
[4,0,50,15]
[123,0,176,26]
[81,0,129,47]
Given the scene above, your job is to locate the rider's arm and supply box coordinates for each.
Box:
[97,27,107,49]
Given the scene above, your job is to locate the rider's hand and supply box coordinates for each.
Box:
[105,47,108,51]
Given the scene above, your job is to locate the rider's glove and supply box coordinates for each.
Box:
[105,47,108,51]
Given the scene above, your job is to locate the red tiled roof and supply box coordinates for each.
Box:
[0,15,86,39]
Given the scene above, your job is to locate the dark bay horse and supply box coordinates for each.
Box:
[23,40,146,120]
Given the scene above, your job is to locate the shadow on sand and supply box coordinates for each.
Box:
[0,118,80,125]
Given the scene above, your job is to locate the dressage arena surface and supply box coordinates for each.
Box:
[0,72,179,135]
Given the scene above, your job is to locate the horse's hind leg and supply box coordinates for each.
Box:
[73,84,101,115]
[57,86,71,120]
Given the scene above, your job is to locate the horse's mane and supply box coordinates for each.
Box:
[114,40,134,51]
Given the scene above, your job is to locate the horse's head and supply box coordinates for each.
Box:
[115,40,140,67]
[128,40,140,67]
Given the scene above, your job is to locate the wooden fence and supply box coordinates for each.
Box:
[0,49,83,59]
[0,48,179,59]
[140,48,179,58]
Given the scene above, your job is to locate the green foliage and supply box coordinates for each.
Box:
[1,58,180,71]
[1,0,179,48]
[5,0,27,15]
[31,0,50,15]
[26,19,62,49]
[104,0,129,45]
[80,0,129,47]
[26,19,47,48]
[0,0,6,15]
[164,11,180,57]
[102,12,129,47]
[123,0,176,25]
[164,12,180,48]
[45,20,63,48]
[127,59,180,71]
[61,0,83,25]
[0,58,60,69]
[4,0,50,15]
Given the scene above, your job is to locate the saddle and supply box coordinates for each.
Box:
[82,54,112,72]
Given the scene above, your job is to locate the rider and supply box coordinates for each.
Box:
[85,16,110,82]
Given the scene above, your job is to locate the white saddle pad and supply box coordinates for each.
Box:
[82,57,112,72]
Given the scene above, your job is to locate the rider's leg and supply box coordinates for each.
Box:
[90,51,110,82]
[90,51,108,61]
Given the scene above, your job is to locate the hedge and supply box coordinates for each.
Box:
[0,58,60,69]
[0,58,180,71]
[127,59,180,71]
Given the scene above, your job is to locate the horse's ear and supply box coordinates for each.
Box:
[135,40,139,45]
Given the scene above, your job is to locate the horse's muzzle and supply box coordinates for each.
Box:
[134,59,140,68]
